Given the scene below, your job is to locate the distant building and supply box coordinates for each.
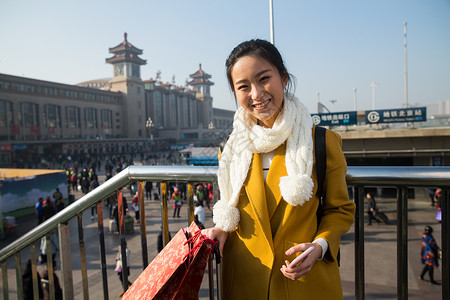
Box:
[427,99,450,117]
[0,33,234,165]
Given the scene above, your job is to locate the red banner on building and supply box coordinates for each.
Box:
[31,125,40,134]
[10,124,20,135]
[0,144,13,152]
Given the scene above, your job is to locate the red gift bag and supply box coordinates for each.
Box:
[122,222,215,299]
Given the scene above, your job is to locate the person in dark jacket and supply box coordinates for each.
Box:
[22,259,44,300]
[42,196,56,222]
[41,260,63,300]
[367,192,379,225]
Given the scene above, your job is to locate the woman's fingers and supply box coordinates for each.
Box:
[285,243,310,256]
[202,227,228,257]
[281,242,322,280]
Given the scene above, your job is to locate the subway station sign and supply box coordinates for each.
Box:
[365,107,427,124]
[311,111,357,126]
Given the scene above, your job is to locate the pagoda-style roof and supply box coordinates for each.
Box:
[143,78,156,83]
[106,33,147,65]
[187,64,214,86]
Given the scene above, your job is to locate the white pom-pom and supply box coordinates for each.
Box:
[279,174,314,206]
[212,199,240,232]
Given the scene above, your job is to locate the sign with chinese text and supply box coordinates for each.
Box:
[311,111,357,126]
[0,144,13,152]
[365,107,426,124]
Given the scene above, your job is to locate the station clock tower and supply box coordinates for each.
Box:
[106,33,147,138]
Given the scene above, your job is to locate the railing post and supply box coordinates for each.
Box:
[77,214,89,300]
[442,188,449,300]
[14,253,23,300]
[208,254,215,300]
[138,181,149,268]
[397,187,408,300]
[45,234,55,300]
[161,182,170,246]
[30,243,40,300]
[58,223,74,299]
[96,202,109,300]
[188,183,194,224]
[2,261,8,299]
[118,189,129,292]
[354,186,365,300]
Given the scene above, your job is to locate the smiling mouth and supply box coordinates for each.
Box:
[253,99,270,109]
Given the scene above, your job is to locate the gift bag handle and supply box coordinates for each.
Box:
[214,242,221,264]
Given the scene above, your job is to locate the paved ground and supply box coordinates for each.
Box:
[0,184,443,300]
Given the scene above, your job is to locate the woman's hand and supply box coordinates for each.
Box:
[202,227,229,257]
[280,242,323,280]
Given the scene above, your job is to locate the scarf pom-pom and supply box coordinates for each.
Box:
[213,199,240,232]
[279,174,314,206]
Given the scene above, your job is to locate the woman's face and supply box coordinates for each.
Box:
[231,55,287,128]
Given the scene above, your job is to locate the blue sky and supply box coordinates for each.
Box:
[0,0,449,114]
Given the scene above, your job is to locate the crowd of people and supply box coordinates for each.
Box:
[168,182,213,229]
[35,188,64,226]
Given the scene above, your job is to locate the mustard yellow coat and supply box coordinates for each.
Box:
[221,127,355,299]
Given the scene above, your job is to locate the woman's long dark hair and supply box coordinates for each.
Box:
[225,39,294,96]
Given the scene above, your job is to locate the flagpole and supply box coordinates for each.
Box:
[269,0,275,44]
[404,22,408,108]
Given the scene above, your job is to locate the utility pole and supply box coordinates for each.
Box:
[353,88,357,111]
[370,82,378,110]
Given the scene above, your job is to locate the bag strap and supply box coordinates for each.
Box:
[314,126,341,267]
[315,126,326,203]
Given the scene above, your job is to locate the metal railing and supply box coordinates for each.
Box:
[0,165,449,300]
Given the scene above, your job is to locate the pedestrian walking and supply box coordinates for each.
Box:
[39,230,59,265]
[22,259,44,300]
[420,225,441,285]
[36,197,44,225]
[42,196,56,222]
[115,243,132,297]
[132,191,140,223]
[53,188,65,212]
[145,181,152,200]
[367,192,379,225]
[427,188,436,207]
[42,260,63,300]
[172,187,182,218]
[194,200,205,228]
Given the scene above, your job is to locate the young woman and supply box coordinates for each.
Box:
[202,39,355,299]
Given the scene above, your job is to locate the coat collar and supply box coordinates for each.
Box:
[244,153,273,251]
[243,144,288,250]
[265,143,288,219]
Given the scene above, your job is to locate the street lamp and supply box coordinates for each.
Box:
[146,117,154,141]
[329,100,338,111]
[208,121,214,145]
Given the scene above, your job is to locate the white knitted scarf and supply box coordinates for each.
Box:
[213,95,314,231]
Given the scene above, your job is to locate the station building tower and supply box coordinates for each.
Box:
[106,33,147,138]
[187,64,214,127]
